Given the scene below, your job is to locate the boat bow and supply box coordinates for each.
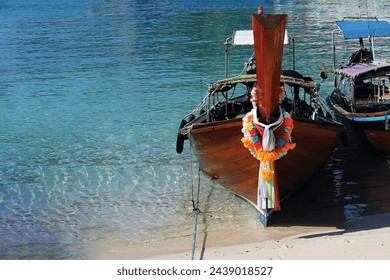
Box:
[252,13,287,122]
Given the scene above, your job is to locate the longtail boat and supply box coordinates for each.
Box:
[177,9,344,225]
[324,17,390,153]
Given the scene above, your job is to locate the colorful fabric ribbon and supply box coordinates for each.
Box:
[241,107,296,211]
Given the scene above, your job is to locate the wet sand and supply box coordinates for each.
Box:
[90,212,390,260]
[91,146,390,260]
[90,224,331,259]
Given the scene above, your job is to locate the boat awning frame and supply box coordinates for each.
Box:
[336,20,390,39]
[209,74,315,93]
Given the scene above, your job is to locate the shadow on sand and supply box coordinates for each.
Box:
[298,212,390,239]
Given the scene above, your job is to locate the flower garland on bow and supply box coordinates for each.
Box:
[241,111,296,179]
[241,86,296,211]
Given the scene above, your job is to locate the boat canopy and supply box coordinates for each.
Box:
[336,20,390,39]
[232,30,289,45]
[232,30,254,45]
[334,62,390,78]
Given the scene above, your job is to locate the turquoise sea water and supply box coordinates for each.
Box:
[1,0,390,259]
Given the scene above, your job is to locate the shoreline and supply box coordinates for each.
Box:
[90,212,390,260]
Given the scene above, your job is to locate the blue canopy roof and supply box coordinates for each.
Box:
[336,20,390,39]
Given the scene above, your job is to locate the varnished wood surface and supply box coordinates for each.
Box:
[365,129,390,153]
[252,13,287,121]
[189,117,343,205]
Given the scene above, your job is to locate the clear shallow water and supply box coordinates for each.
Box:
[1,0,390,259]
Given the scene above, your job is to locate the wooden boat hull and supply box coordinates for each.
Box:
[351,116,390,153]
[188,117,343,210]
[365,129,390,153]
[327,94,390,153]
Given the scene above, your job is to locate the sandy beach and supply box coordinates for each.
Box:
[4,214,390,280]
[91,212,390,260]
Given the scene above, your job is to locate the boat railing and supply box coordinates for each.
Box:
[181,71,329,131]
[180,86,230,126]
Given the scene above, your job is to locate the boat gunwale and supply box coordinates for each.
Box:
[188,114,343,135]
[328,94,390,119]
